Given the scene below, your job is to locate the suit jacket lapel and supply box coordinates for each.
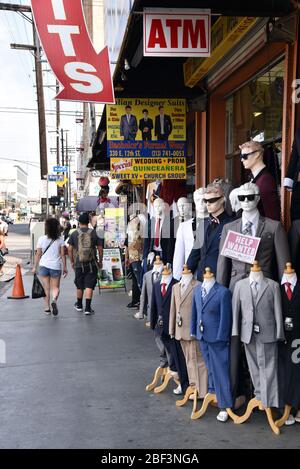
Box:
[163,279,175,305]
[256,278,268,305]
[256,217,265,238]
[180,280,194,304]
[203,282,218,307]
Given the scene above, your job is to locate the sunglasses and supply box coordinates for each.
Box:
[239,150,258,160]
[237,194,258,202]
[203,196,223,204]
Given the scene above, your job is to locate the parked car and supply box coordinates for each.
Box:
[2,215,13,225]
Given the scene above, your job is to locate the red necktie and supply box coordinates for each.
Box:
[285,282,293,301]
[161,283,167,297]
[154,218,160,248]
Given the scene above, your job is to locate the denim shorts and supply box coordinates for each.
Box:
[39,266,61,278]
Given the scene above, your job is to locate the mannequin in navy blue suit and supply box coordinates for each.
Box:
[187,183,232,281]
[151,267,189,394]
[191,268,233,418]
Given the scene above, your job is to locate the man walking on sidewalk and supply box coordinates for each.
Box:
[68,213,103,315]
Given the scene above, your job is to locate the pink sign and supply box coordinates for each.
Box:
[220,230,261,265]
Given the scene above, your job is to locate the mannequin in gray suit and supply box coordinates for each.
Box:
[232,262,284,408]
[217,182,290,405]
[217,182,290,291]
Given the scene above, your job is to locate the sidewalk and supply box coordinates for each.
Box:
[0,272,299,449]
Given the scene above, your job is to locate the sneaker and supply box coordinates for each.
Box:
[44,309,51,315]
[285,415,296,426]
[74,302,83,312]
[51,300,58,316]
[217,411,229,423]
[173,385,182,395]
[126,302,139,309]
[133,312,143,319]
[295,411,300,423]
[84,308,95,316]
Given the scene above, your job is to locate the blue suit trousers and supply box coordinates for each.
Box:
[199,340,233,409]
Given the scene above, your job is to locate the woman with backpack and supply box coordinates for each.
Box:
[32,217,67,315]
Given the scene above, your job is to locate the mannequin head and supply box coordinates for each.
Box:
[153,198,166,218]
[238,182,260,214]
[229,188,242,214]
[239,140,265,173]
[193,187,208,219]
[177,197,192,220]
[282,262,297,283]
[204,183,225,218]
[249,260,264,282]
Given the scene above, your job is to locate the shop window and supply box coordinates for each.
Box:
[225,60,284,187]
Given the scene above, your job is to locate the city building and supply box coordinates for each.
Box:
[0,165,28,210]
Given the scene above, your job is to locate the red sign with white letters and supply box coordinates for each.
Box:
[31,0,115,103]
[143,8,211,57]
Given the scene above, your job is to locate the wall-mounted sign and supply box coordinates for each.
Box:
[31,0,114,103]
[107,97,187,180]
[143,8,211,57]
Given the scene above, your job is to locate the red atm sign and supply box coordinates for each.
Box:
[143,9,211,57]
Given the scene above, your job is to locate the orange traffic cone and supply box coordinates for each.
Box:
[7,264,29,300]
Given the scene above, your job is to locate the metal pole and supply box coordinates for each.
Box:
[46,174,49,217]
[32,23,48,179]
[65,132,68,209]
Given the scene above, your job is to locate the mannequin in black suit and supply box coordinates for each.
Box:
[151,266,189,394]
[284,128,300,222]
[143,198,176,268]
[139,109,153,140]
[155,106,172,140]
[278,264,300,423]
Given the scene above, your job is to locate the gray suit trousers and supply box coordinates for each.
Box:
[154,330,174,369]
[244,335,279,408]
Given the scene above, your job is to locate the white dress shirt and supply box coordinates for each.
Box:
[281,273,297,292]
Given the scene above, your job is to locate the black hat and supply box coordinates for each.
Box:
[78,213,89,225]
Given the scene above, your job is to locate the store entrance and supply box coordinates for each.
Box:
[225,59,285,189]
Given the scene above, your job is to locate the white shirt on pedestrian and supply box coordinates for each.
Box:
[37,235,65,270]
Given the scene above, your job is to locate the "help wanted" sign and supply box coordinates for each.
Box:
[221,230,261,265]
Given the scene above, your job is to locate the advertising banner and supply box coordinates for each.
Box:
[104,208,126,248]
[220,230,261,265]
[98,248,125,290]
[31,0,114,103]
[107,97,186,179]
[143,8,211,57]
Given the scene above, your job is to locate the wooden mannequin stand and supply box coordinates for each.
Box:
[232,398,280,435]
[153,369,180,394]
[145,366,168,392]
[175,385,195,407]
[275,405,292,428]
[191,392,239,422]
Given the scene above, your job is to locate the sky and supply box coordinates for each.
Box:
[0,0,83,199]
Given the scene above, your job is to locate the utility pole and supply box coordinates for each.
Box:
[32,23,48,178]
[0,3,48,179]
[56,80,60,166]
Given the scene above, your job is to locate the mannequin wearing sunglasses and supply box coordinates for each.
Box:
[173,188,208,281]
[217,182,290,404]
[239,140,280,221]
[187,183,232,281]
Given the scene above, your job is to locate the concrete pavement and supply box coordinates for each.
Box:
[1,268,300,449]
